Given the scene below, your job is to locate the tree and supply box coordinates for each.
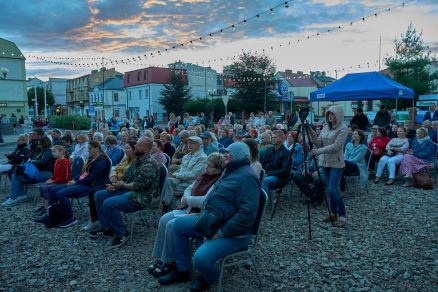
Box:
[159,72,192,116]
[227,52,277,113]
[27,87,55,115]
[383,23,438,109]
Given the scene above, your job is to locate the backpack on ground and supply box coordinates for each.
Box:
[43,203,68,228]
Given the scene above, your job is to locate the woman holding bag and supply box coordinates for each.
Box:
[2,136,54,207]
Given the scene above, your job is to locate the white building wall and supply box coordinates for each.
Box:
[48,78,67,105]
[125,84,166,121]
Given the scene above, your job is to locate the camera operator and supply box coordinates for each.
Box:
[260,130,291,193]
[309,105,348,227]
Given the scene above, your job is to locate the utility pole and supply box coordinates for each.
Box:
[34,85,38,118]
[102,57,106,121]
[43,83,47,118]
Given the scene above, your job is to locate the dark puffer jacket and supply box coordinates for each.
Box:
[203,158,260,238]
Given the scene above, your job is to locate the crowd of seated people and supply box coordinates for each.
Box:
[1,109,437,290]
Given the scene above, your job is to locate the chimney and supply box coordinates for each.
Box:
[285,69,292,74]
[297,71,303,76]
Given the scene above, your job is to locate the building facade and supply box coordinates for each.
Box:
[124,67,188,122]
[169,61,217,99]
[66,68,120,115]
[0,38,28,117]
[88,75,126,120]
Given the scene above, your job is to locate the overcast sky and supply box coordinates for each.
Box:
[1,0,437,80]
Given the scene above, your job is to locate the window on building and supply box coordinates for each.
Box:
[144,70,148,80]
[139,90,142,100]
[145,88,149,100]
[127,74,131,83]
[114,109,120,117]
[113,93,119,102]
[129,91,132,101]
[137,72,141,81]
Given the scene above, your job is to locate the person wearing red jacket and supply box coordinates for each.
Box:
[367,127,390,178]
[35,145,72,221]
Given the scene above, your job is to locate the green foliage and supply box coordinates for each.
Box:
[27,87,55,114]
[48,115,91,130]
[384,23,438,109]
[182,98,241,121]
[159,72,192,116]
[226,52,278,113]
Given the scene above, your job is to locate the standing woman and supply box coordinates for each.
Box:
[309,105,348,227]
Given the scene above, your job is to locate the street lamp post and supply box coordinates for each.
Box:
[0,67,9,79]
[256,67,276,113]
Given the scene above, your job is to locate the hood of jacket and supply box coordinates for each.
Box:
[326,105,345,129]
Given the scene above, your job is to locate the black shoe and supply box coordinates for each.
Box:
[148,260,162,275]
[109,231,129,249]
[158,270,191,285]
[152,262,175,278]
[89,229,114,239]
[190,276,210,292]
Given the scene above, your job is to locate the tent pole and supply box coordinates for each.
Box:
[395,98,398,122]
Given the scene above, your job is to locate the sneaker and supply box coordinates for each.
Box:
[89,229,114,239]
[109,231,129,249]
[58,217,78,228]
[158,270,191,285]
[336,217,347,228]
[82,220,100,232]
[1,198,16,207]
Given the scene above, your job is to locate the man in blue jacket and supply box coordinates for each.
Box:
[157,142,260,291]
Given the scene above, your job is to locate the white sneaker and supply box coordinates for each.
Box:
[82,220,100,232]
[1,198,16,207]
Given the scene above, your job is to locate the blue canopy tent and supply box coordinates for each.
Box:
[310,71,414,116]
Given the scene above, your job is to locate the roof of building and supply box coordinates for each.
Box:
[0,38,25,60]
[95,75,124,90]
[278,71,318,87]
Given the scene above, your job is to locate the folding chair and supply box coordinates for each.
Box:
[216,189,268,292]
[126,163,168,243]
[163,153,171,168]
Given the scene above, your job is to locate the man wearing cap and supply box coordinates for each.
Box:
[200,131,218,156]
[161,136,207,211]
[158,142,260,290]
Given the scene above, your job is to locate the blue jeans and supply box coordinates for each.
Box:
[320,167,345,217]
[95,190,140,237]
[52,184,91,218]
[172,215,251,284]
[261,176,280,193]
[10,171,52,199]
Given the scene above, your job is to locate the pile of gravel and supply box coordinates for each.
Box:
[0,180,437,291]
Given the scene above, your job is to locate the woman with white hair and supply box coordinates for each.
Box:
[399,127,437,187]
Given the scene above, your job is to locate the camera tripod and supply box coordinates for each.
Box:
[270,119,335,240]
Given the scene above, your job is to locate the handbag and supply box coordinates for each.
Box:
[23,162,39,180]
[413,171,433,189]
[193,206,224,239]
